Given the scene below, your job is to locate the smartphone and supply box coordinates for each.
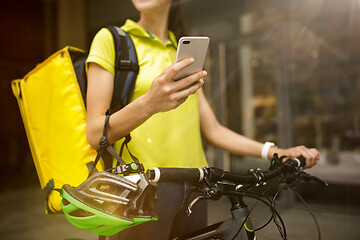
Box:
[173,36,210,81]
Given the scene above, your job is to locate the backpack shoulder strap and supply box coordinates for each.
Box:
[104,26,139,114]
[93,26,139,172]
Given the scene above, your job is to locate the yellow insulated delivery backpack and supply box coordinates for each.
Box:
[11,26,139,214]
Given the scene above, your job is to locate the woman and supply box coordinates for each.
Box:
[86,0,320,239]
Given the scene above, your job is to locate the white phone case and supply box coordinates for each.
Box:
[174,36,210,81]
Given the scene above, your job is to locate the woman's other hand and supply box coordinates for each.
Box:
[269,145,320,169]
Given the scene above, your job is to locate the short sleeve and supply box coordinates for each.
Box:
[86,28,116,76]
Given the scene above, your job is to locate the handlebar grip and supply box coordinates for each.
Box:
[287,156,306,168]
[298,156,306,167]
[146,168,204,183]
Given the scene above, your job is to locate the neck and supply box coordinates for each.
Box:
[137,7,170,44]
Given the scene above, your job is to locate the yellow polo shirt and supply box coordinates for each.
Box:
[86,19,207,170]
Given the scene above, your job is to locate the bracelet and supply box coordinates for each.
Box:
[261,142,275,160]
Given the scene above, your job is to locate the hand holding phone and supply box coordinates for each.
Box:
[173,36,210,81]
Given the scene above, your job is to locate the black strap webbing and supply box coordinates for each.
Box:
[119,134,139,164]
[88,114,128,177]
[41,179,54,200]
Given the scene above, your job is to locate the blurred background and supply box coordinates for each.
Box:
[1,0,359,239]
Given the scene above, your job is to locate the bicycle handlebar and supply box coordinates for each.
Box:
[146,167,204,183]
[145,156,326,240]
[146,156,306,185]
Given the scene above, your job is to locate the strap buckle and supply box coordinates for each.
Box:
[118,59,139,72]
[114,162,145,175]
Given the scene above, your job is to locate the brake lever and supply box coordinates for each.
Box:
[299,172,328,188]
[187,195,208,216]
[313,176,328,188]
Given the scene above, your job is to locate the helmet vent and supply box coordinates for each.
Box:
[69,209,95,217]
[62,198,70,206]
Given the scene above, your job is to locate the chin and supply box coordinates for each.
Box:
[132,0,171,12]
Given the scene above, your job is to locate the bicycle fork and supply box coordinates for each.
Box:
[173,196,256,240]
[226,196,256,240]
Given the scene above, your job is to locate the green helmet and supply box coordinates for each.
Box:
[60,171,157,236]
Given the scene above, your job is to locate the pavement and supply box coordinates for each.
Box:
[0,185,360,240]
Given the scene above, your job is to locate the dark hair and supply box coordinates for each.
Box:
[168,0,186,40]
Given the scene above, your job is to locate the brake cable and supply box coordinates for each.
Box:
[227,190,288,240]
[290,186,322,240]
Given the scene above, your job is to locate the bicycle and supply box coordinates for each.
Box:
[145,154,328,240]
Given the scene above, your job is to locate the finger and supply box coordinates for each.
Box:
[160,65,172,76]
[309,148,320,160]
[299,146,312,159]
[284,146,319,169]
[299,147,314,168]
[177,96,188,104]
[174,70,207,91]
[298,146,318,168]
[165,57,195,80]
[170,96,188,110]
[307,148,320,168]
[173,80,204,100]
[305,148,319,163]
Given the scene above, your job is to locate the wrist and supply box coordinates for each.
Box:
[267,145,279,160]
[261,142,276,161]
[135,94,155,118]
